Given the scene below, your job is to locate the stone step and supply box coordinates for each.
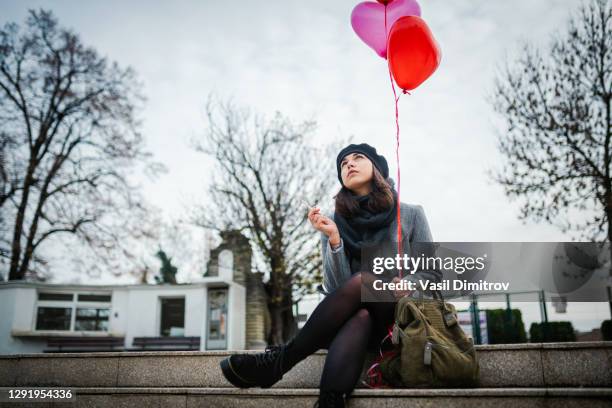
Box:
[1,341,611,389]
[1,387,611,408]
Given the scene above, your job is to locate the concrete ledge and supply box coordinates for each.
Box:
[2,341,611,359]
[66,386,612,397]
[7,387,610,408]
[0,359,17,387]
[117,354,223,387]
[475,347,543,387]
[1,342,611,389]
[15,356,119,388]
[542,347,612,386]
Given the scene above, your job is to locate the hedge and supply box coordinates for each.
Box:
[529,321,575,342]
[485,308,527,344]
[602,320,612,341]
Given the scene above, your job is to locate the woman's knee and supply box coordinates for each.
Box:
[339,272,363,295]
[338,272,379,308]
[345,271,376,289]
[348,272,363,284]
[353,308,372,329]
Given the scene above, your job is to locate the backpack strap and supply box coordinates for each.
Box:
[419,288,457,327]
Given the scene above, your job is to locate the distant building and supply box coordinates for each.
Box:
[575,328,602,342]
[0,230,270,354]
[205,230,270,349]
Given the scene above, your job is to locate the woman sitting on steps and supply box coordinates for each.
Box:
[220,142,442,408]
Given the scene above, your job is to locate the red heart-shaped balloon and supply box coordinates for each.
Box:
[387,16,441,91]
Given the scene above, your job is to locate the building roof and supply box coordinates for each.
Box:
[0,278,232,291]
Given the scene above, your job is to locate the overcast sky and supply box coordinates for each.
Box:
[1,0,589,241]
[3,0,609,331]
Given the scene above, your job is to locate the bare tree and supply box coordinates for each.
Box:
[0,9,164,281]
[190,96,344,344]
[490,0,611,249]
[0,132,19,264]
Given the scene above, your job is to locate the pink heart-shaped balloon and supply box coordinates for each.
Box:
[351,0,421,59]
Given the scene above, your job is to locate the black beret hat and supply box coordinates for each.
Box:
[336,143,389,186]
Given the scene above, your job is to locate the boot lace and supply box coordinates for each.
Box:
[254,344,286,370]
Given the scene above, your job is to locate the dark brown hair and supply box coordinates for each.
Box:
[334,165,395,218]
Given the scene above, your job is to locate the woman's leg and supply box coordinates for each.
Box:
[220,271,396,389]
[314,291,396,406]
[319,308,372,394]
[283,272,363,368]
[284,271,396,370]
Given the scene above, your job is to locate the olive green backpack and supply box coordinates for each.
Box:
[378,290,480,388]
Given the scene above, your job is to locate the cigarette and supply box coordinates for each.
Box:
[301,199,319,210]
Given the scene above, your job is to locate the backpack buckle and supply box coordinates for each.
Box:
[444,311,457,327]
[392,323,400,345]
[423,341,432,365]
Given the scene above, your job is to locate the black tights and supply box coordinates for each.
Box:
[284,271,397,394]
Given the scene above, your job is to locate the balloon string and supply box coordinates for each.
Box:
[385,4,409,279]
[385,4,407,278]
[389,67,404,279]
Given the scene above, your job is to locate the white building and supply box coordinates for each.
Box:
[0,279,245,354]
[0,229,271,354]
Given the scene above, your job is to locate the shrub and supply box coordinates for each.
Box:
[529,322,575,342]
[485,308,527,344]
[601,320,612,341]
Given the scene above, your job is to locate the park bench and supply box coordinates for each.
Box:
[130,336,201,351]
[44,336,125,352]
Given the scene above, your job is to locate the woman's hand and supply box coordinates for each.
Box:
[392,276,413,300]
[307,207,340,245]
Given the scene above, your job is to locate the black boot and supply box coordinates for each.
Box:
[220,340,295,388]
[313,390,347,408]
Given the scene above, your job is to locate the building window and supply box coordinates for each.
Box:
[160,298,185,337]
[77,294,111,302]
[206,288,228,350]
[38,293,74,301]
[75,308,110,331]
[35,307,72,330]
[34,291,111,332]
